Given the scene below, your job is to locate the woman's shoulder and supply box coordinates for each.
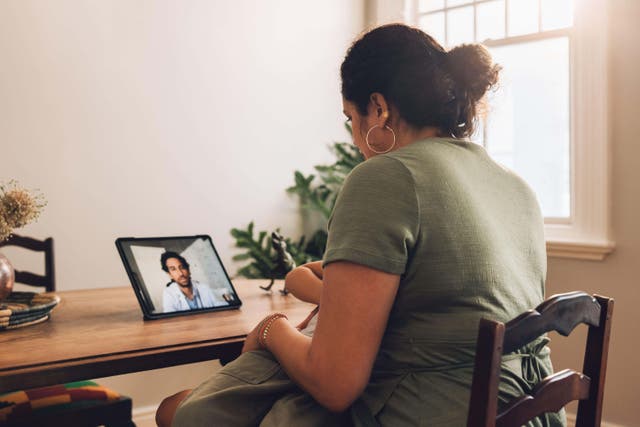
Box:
[347,154,414,185]
[391,137,483,162]
[352,152,408,171]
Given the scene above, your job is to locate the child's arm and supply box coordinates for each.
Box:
[304,261,323,280]
[284,261,323,305]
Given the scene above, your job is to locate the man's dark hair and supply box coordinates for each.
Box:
[160,251,190,273]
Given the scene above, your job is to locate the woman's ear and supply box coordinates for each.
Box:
[368,93,390,126]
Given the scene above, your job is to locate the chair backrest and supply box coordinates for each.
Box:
[467,291,614,427]
[0,234,55,292]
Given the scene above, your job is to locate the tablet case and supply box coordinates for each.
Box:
[115,235,241,320]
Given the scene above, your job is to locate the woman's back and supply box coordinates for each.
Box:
[387,137,546,336]
[325,137,560,425]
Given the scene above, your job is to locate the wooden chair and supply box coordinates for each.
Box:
[0,234,55,292]
[467,291,614,427]
[0,234,135,427]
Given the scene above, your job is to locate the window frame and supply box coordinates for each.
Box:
[373,0,614,260]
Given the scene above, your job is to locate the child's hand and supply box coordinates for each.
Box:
[295,306,319,330]
[285,262,324,305]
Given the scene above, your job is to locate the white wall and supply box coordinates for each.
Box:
[1,0,364,288]
[1,0,365,414]
[365,0,406,26]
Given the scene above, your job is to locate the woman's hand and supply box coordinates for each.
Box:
[241,321,263,354]
[242,313,291,353]
[266,261,400,412]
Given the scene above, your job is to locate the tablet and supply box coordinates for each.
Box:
[115,235,241,319]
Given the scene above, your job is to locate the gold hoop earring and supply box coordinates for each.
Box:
[365,125,396,154]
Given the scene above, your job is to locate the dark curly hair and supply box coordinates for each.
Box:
[340,23,501,138]
[160,251,190,273]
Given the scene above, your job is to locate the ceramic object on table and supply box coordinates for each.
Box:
[0,252,15,301]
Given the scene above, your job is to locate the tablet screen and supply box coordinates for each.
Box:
[116,235,241,318]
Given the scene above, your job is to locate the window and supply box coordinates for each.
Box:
[400,0,613,259]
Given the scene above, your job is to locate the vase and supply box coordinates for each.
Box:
[0,252,15,301]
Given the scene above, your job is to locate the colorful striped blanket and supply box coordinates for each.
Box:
[0,381,120,422]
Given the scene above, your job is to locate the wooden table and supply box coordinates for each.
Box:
[0,280,313,394]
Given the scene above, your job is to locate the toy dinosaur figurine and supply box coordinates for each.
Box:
[260,231,295,295]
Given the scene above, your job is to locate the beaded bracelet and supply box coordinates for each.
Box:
[258,313,288,349]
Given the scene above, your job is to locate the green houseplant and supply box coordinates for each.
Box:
[230,124,363,279]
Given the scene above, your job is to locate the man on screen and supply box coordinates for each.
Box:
[160,251,225,312]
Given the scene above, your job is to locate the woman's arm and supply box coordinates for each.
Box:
[249,261,399,412]
[284,261,324,304]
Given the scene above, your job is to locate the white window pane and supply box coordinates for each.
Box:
[419,0,444,13]
[541,0,574,31]
[419,12,446,46]
[485,37,570,218]
[508,0,539,37]
[447,6,474,47]
[477,0,505,42]
[446,0,472,6]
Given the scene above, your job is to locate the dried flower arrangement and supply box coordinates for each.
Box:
[0,180,47,242]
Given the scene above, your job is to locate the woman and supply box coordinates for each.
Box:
[157,23,563,426]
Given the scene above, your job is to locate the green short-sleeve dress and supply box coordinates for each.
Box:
[173,138,565,427]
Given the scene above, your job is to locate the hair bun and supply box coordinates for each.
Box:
[446,44,500,103]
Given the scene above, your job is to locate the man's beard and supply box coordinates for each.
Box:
[177,279,192,288]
